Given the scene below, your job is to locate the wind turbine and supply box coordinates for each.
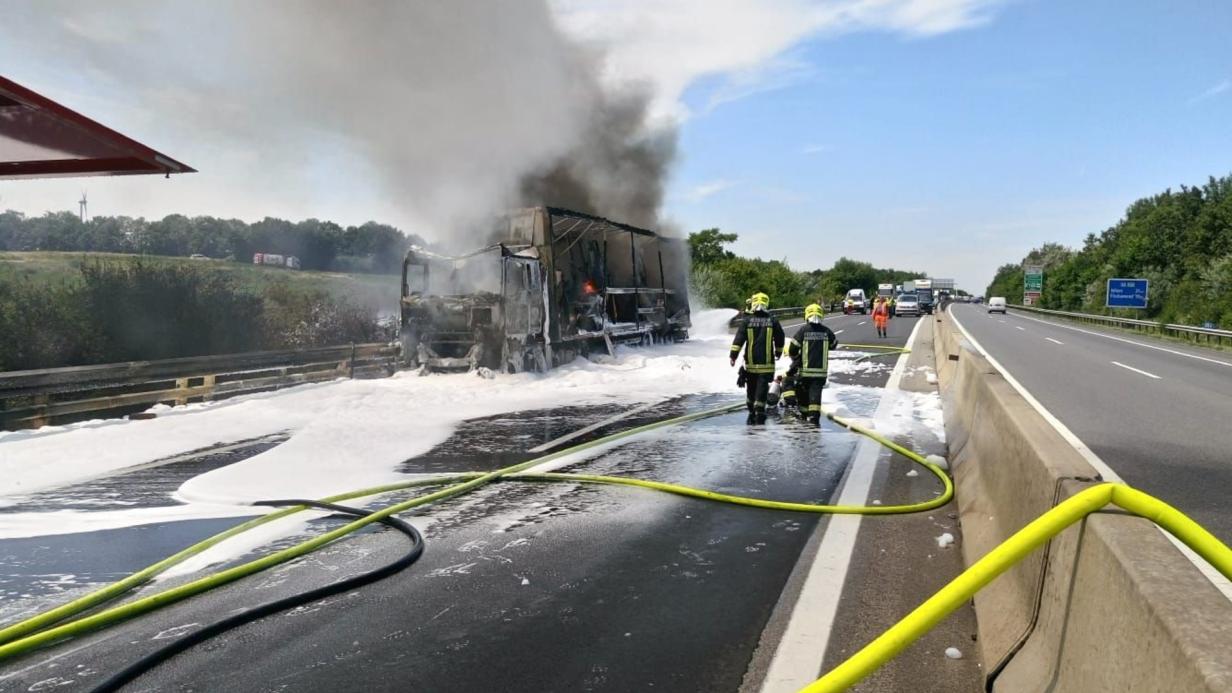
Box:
[78,190,88,222]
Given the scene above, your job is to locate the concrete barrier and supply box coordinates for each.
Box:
[935,309,1232,692]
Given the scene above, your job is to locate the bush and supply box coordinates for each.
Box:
[0,260,391,371]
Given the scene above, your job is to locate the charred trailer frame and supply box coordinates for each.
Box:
[399,207,691,374]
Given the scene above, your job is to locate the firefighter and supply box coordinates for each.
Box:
[872,296,891,338]
[730,292,784,424]
[778,368,800,412]
[787,303,839,425]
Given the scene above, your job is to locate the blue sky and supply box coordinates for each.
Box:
[661,0,1232,291]
[2,1,1230,293]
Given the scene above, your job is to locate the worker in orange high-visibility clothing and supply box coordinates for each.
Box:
[872,296,891,338]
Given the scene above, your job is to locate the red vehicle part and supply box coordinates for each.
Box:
[0,75,193,179]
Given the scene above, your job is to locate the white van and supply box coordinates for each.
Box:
[845,288,868,314]
[987,297,1007,314]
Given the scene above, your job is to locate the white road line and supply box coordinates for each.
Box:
[527,400,660,453]
[1045,337,1064,345]
[1015,326,1025,331]
[998,320,1006,324]
[857,321,866,326]
[1111,361,1161,380]
[1011,310,1232,369]
[759,317,924,693]
[949,306,1232,600]
[834,330,844,334]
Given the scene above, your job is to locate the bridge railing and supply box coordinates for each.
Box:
[0,342,400,431]
[1009,304,1232,348]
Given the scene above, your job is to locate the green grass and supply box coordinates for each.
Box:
[0,251,399,312]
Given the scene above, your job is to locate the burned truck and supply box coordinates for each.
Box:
[400,207,691,373]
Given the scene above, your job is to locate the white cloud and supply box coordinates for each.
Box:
[679,179,737,202]
[552,0,1007,119]
[1188,79,1231,105]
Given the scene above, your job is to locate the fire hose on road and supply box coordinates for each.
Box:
[0,342,1228,692]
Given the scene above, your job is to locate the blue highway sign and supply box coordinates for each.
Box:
[1106,278,1149,309]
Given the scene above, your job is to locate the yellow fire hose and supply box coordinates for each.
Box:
[1,395,1228,693]
[0,402,949,661]
[833,343,911,364]
[806,483,1232,692]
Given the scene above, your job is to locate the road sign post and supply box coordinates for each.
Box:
[1024,265,1043,305]
[1106,278,1149,309]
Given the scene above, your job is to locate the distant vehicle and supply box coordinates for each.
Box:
[913,278,935,314]
[988,297,1007,314]
[189,253,209,260]
[895,293,921,317]
[844,288,868,314]
[973,296,984,304]
[253,252,301,270]
[877,283,894,299]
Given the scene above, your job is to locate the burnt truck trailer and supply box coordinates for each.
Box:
[400,207,691,373]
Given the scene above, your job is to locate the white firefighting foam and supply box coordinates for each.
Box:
[0,309,944,540]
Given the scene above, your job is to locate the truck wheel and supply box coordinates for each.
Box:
[400,327,420,367]
[503,342,521,374]
[531,345,548,373]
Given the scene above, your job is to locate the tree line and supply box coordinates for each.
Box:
[0,210,425,274]
[687,228,927,309]
[0,259,392,371]
[985,174,1232,327]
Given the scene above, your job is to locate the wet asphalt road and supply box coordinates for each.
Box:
[952,303,1232,544]
[0,314,919,692]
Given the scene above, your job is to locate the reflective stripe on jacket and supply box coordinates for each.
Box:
[731,313,784,374]
[787,322,839,377]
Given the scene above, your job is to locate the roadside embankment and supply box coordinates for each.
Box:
[935,309,1232,691]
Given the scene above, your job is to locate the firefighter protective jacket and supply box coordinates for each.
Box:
[787,322,839,378]
[731,312,785,374]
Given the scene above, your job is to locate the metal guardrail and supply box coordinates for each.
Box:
[0,342,400,430]
[727,306,804,327]
[1009,305,1232,348]
[725,304,849,328]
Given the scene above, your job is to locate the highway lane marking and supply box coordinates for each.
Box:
[998,320,1006,323]
[527,400,661,453]
[758,317,923,693]
[1045,337,1064,345]
[857,321,866,325]
[949,306,1232,601]
[834,329,844,334]
[1011,311,1232,370]
[1015,326,1026,331]
[1111,361,1161,380]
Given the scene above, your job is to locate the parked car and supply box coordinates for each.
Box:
[895,294,921,317]
[988,296,1007,314]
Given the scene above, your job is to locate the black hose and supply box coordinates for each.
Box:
[89,499,424,693]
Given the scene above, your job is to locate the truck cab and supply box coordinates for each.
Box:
[401,245,548,374]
